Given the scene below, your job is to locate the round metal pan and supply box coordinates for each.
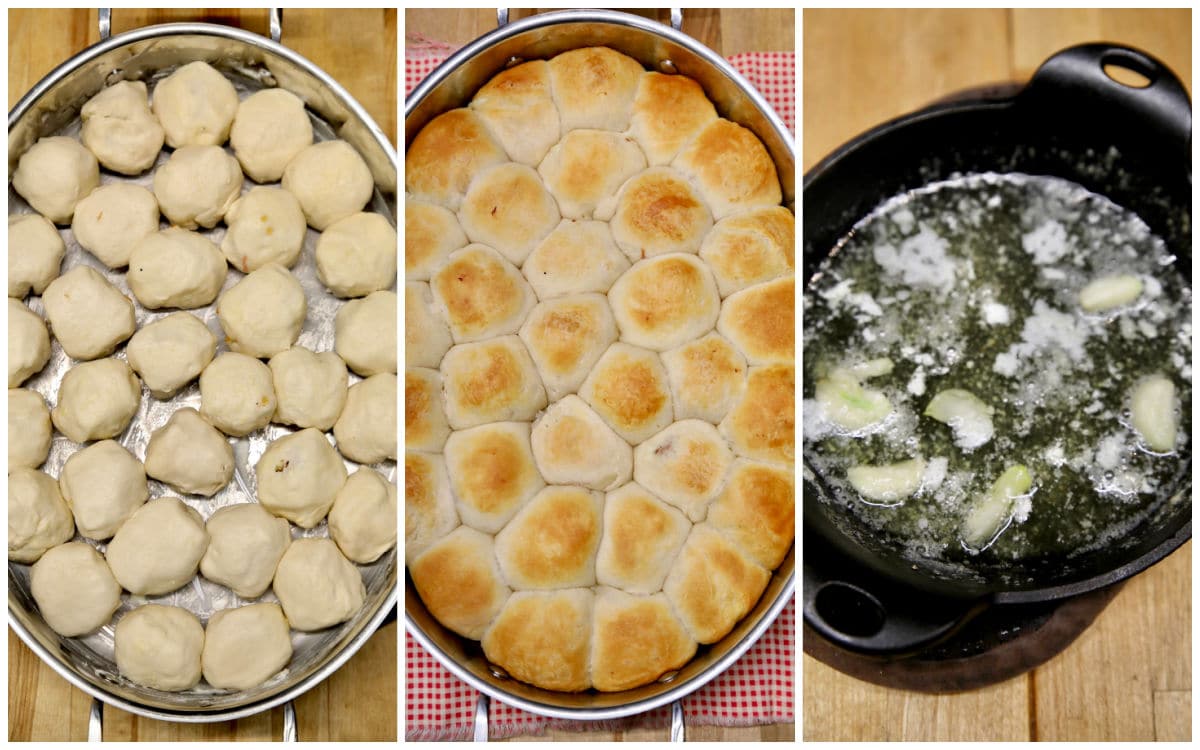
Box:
[802,43,1191,655]
[8,21,397,723]
[405,8,795,721]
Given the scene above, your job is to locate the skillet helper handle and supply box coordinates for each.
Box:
[496,8,684,30]
[802,525,985,655]
[1025,43,1191,155]
[97,8,284,42]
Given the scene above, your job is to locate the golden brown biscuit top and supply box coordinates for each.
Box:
[405,109,507,209]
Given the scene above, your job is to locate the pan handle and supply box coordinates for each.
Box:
[97,8,284,43]
[1023,43,1191,155]
[496,8,683,31]
[802,522,988,655]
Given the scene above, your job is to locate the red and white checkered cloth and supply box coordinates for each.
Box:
[405,598,795,741]
[404,43,796,136]
[404,39,796,742]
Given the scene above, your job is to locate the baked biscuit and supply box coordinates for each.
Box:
[441,336,547,429]
[530,395,632,491]
[717,276,795,365]
[406,200,468,281]
[706,460,795,570]
[521,220,629,300]
[518,293,618,402]
[494,486,603,590]
[602,167,713,260]
[405,367,450,452]
[404,451,459,565]
[661,332,747,425]
[482,589,593,692]
[662,524,770,644]
[633,420,734,522]
[719,364,795,466]
[406,108,508,211]
[405,281,453,369]
[607,254,721,351]
[458,163,560,266]
[410,526,511,640]
[539,130,645,220]
[590,588,696,692]
[444,422,544,534]
[627,72,718,165]
[469,60,560,167]
[673,119,782,219]
[595,483,690,594]
[578,342,673,444]
[547,47,644,131]
[699,206,795,297]
[430,245,535,344]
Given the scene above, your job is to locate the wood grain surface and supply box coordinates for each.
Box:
[7,7,397,742]
[803,8,1191,742]
[403,7,796,743]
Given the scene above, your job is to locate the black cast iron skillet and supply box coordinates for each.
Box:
[803,43,1192,655]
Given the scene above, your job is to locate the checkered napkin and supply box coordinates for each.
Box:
[403,40,796,741]
[405,598,795,741]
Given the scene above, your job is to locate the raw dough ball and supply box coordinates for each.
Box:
[151,60,239,148]
[9,468,74,563]
[230,88,313,183]
[199,503,292,598]
[335,290,397,376]
[329,468,397,563]
[30,542,122,637]
[315,212,397,297]
[199,352,277,436]
[268,346,348,430]
[126,312,218,398]
[220,186,307,272]
[153,145,243,229]
[216,264,307,358]
[282,140,374,230]
[42,265,137,360]
[9,213,64,296]
[50,357,141,443]
[333,373,397,464]
[272,538,365,631]
[106,496,208,595]
[80,80,164,174]
[71,183,160,269]
[9,388,51,469]
[128,228,227,309]
[58,440,148,540]
[144,407,234,496]
[114,604,204,691]
[202,603,293,689]
[9,298,50,387]
[255,428,348,528]
[11,136,100,224]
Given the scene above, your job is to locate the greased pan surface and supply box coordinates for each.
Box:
[9,22,398,722]
[405,8,795,720]
[802,44,1190,654]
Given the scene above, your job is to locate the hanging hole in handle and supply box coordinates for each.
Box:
[1100,50,1156,89]
[813,582,886,637]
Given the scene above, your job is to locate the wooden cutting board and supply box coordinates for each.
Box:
[803,8,1191,742]
[403,8,797,743]
[6,8,397,742]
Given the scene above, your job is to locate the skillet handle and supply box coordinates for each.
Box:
[802,527,987,655]
[1024,43,1191,155]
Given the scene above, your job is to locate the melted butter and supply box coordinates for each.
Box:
[804,173,1191,567]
